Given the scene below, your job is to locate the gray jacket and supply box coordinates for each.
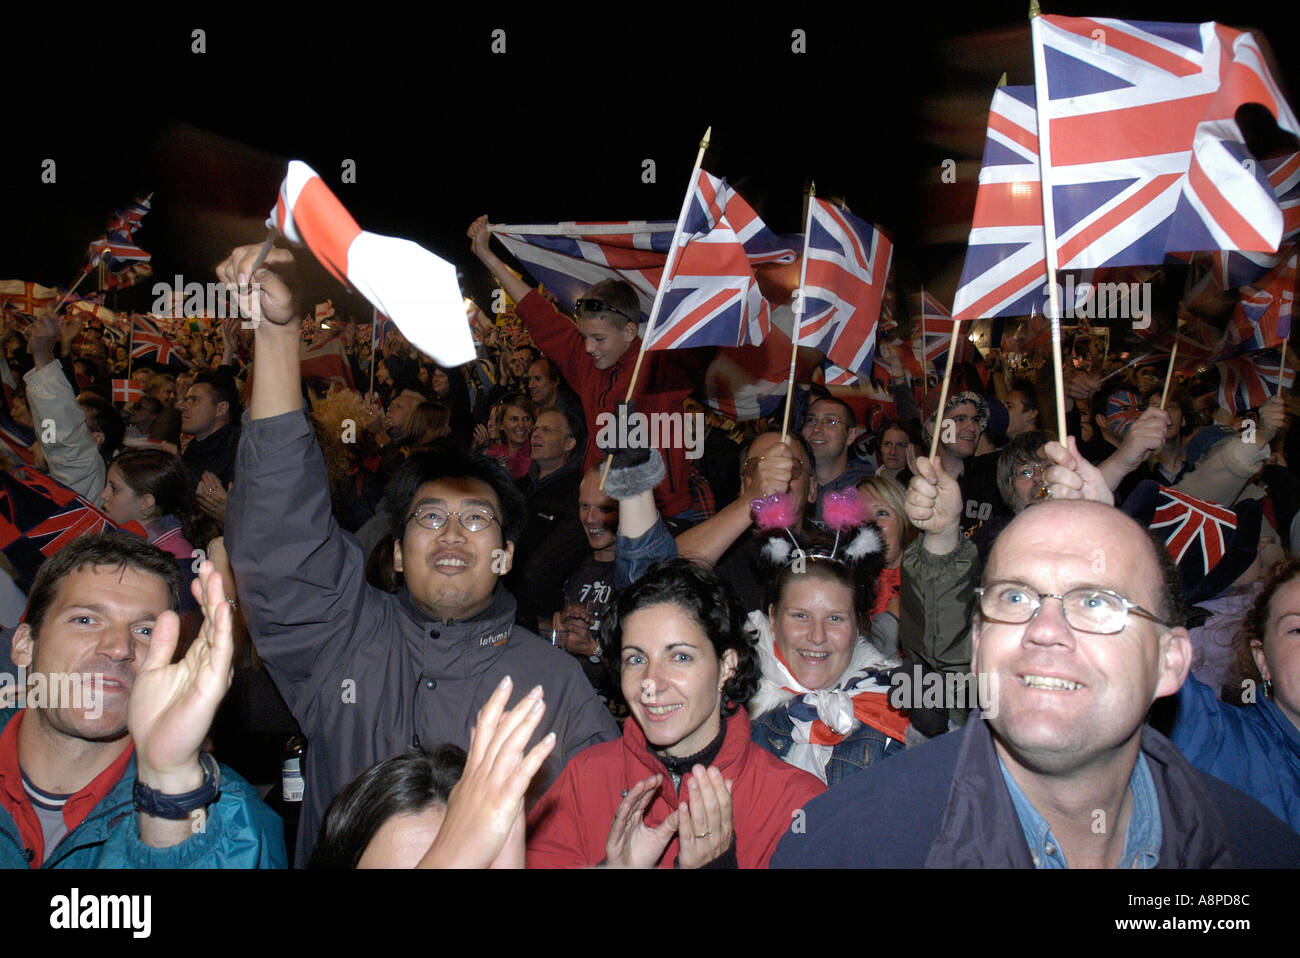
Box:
[226,409,619,865]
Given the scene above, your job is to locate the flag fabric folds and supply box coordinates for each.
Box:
[1223,248,1295,354]
[0,468,143,589]
[111,379,145,404]
[794,199,893,380]
[270,160,474,368]
[1216,348,1294,415]
[953,86,1047,320]
[1031,15,1300,271]
[131,315,188,368]
[0,281,60,318]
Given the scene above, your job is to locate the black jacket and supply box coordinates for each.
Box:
[182,420,240,487]
[772,711,1300,868]
[226,409,620,865]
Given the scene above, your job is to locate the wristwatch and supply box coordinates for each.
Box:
[133,752,222,820]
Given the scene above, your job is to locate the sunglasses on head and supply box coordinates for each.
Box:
[574,298,638,325]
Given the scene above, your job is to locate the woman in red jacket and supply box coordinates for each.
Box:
[527,559,825,868]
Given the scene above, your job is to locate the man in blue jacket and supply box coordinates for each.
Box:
[774,452,1300,867]
[0,533,284,867]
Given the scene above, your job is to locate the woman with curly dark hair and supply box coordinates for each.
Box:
[1171,557,1300,833]
[526,558,825,868]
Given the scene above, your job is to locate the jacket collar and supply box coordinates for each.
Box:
[925,712,1238,868]
[622,707,754,800]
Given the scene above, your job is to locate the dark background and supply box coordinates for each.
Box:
[4,2,1297,316]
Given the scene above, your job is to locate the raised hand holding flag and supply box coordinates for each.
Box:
[267,160,475,367]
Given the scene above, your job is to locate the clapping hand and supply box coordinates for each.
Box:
[417,676,556,869]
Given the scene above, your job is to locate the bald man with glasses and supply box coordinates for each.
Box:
[774,443,1300,868]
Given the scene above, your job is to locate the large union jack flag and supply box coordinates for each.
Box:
[0,468,143,589]
[794,199,892,380]
[1150,486,1238,576]
[131,314,188,368]
[489,172,795,350]
[1032,16,1299,272]
[1216,347,1295,415]
[954,86,1047,320]
[1222,248,1295,355]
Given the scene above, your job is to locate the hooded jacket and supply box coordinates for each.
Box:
[771,711,1300,868]
[526,708,825,868]
[226,408,620,865]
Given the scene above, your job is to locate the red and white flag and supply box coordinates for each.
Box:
[111,379,145,404]
[270,161,474,367]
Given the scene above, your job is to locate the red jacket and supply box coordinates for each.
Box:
[516,290,695,517]
[526,708,825,868]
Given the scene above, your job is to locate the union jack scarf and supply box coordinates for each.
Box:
[747,611,908,783]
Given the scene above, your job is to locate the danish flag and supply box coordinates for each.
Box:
[794,199,893,380]
[111,379,145,404]
[270,160,474,367]
[1150,486,1238,575]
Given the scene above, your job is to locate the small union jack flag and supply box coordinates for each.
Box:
[1217,348,1295,415]
[131,314,188,368]
[1222,249,1295,355]
[794,199,893,380]
[88,230,151,273]
[1150,486,1238,576]
[106,196,151,236]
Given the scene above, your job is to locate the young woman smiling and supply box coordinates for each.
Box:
[526,560,824,868]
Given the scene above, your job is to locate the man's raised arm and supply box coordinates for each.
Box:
[468,215,533,305]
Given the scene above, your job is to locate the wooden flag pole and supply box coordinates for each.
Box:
[928,317,963,460]
[1159,318,1183,410]
[1281,328,1292,394]
[600,126,712,489]
[920,286,929,400]
[368,306,378,398]
[781,182,817,443]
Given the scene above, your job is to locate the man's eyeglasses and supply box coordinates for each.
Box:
[1014,461,1049,482]
[975,581,1174,635]
[407,508,500,533]
[574,298,638,325]
[803,415,846,430]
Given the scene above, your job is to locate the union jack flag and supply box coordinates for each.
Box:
[1032,16,1299,271]
[1216,348,1295,415]
[822,373,897,431]
[1149,486,1238,576]
[954,86,1046,320]
[87,230,152,273]
[490,173,795,348]
[794,199,893,379]
[131,314,187,368]
[1222,248,1295,354]
[0,412,36,468]
[105,196,151,236]
[701,325,811,422]
[1211,152,1300,287]
[100,261,153,291]
[0,467,143,589]
[917,291,975,369]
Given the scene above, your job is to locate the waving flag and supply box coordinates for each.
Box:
[0,280,60,317]
[1032,15,1299,272]
[702,325,803,422]
[1150,486,1239,575]
[1211,152,1300,287]
[1223,249,1295,354]
[131,314,188,368]
[106,196,151,236]
[314,300,335,322]
[299,335,356,392]
[490,174,795,350]
[111,379,145,404]
[87,230,151,272]
[1217,348,1294,415]
[0,412,36,468]
[954,86,1046,320]
[794,199,893,379]
[270,160,473,367]
[101,261,153,291]
[1104,386,1143,437]
[0,468,144,589]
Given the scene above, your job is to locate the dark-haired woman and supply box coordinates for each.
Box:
[526,559,825,868]
[1171,557,1300,832]
[97,448,220,608]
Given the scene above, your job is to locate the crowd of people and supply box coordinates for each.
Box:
[0,220,1296,870]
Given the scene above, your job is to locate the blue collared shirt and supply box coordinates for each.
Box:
[997,752,1162,869]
